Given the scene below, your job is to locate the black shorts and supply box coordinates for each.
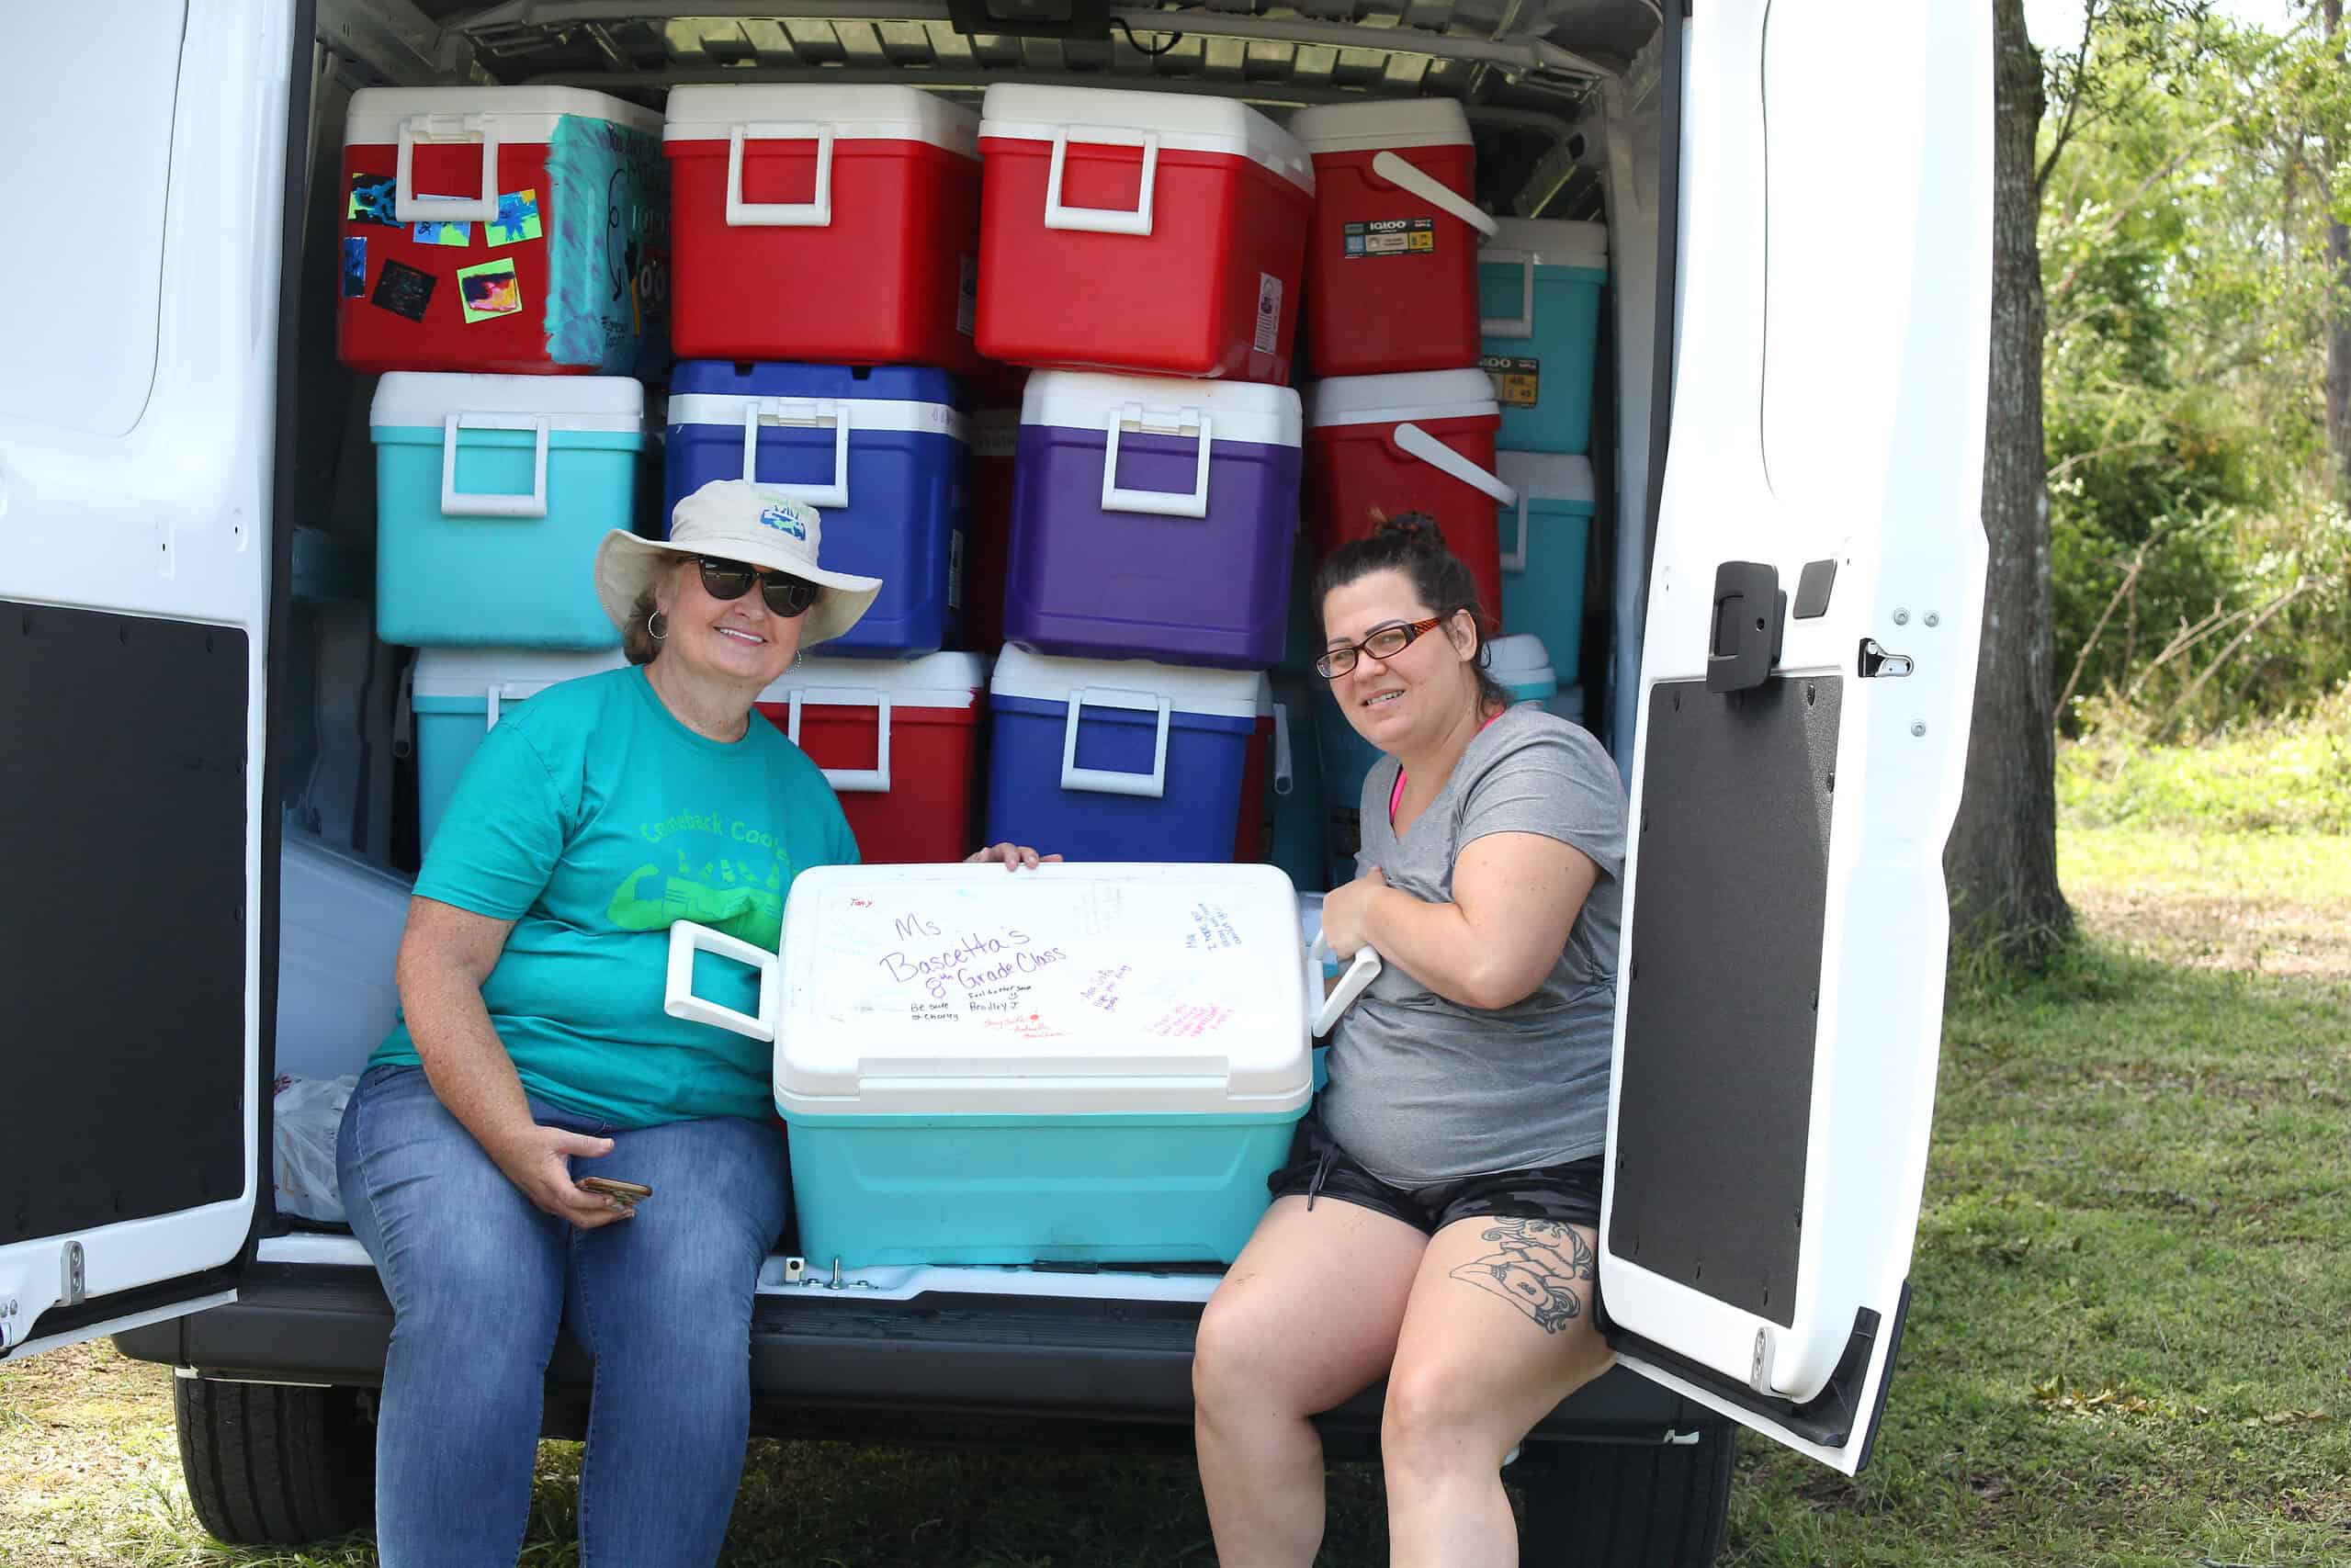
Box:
[1266,1111,1603,1236]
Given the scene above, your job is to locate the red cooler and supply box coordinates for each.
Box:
[961,406,1020,654]
[339,88,665,376]
[757,653,989,863]
[1305,370,1517,624]
[976,85,1314,383]
[1291,100,1496,378]
[663,86,984,371]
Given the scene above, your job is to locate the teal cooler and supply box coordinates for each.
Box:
[769,863,1316,1269]
[1497,451,1596,689]
[1477,219,1608,455]
[372,374,648,649]
[1486,635,1558,706]
[407,648,627,853]
[1268,677,1328,894]
[1313,683,1388,889]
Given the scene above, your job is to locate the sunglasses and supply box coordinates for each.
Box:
[1315,615,1447,680]
[696,557,820,618]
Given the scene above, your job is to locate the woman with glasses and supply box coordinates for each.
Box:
[337,479,1052,1568]
[1192,513,1628,1568]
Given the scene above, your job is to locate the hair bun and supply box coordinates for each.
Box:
[1369,509,1447,550]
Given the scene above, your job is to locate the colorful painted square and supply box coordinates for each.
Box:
[456,257,522,324]
[346,172,401,227]
[413,220,472,247]
[341,236,367,298]
[371,259,435,322]
[485,189,543,246]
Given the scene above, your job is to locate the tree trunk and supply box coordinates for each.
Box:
[2324,0,2351,487]
[1946,0,2074,962]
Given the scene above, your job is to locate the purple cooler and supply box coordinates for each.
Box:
[985,646,1260,863]
[1004,372,1302,669]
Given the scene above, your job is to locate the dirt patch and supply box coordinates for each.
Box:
[0,1342,184,1567]
[2067,886,2351,979]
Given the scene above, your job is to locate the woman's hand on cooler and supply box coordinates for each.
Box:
[488,1122,633,1228]
[1318,865,1388,956]
[966,842,1063,870]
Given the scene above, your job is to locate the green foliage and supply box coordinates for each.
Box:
[2059,682,2351,832]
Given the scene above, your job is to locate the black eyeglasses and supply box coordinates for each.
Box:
[1315,616,1447,680]
[696,557,821,618]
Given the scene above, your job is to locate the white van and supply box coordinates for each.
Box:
[0,1,1992,1561]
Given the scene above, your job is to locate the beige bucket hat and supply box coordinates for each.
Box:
[593,479,884,649]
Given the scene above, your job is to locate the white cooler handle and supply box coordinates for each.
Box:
[1482,255,1537,339]
[481,682,537,729]
[1271,701,1294,795]
[785,690,892,793]
[662,920,779,1042]
[741,397,852,509]
[1500,493,1532,573]
[1101,406,1213,518]
[1046,128,1159,235]
[1308,933,1382,1038]
[726,122,834,228]
[1394,423,1518,508]
[441,413,550,519]
[1060,687,1171,798]
[395,113,500,223]
[1369,150,1499,240]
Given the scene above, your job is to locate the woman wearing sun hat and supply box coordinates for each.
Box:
[336,479,1055,1568]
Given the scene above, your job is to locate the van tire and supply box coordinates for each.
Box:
[173,1375,375,1545]
[1516,1426,1735,1567]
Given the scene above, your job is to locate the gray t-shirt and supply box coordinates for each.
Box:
[1318,704,1627,1187]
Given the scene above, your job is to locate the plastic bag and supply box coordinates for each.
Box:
[273,1073,356,1223]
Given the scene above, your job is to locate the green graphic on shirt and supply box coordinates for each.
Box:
[606,848,787,949]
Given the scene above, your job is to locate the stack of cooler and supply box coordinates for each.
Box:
[342,87,669,857]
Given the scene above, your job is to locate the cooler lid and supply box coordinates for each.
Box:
[667,393,966,443]
[345,86,661,147]
[1484,217,1611,271]
[760,651,989,711]
[411,647,630,703]
[1305,369,1499,429]
[774,863,1315,1114]
[1286,99,1474,154]
[978,85,1315,197]
[1021,372,1303,450]
[990,645,1261,722]
[662,85,979,158]
[1496,451,1598,505]
[369,373,646,434]
[1485,634,1556,683]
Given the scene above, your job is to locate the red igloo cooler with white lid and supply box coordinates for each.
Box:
[753,652,989,865]
[662,85,984,371]
[975,85,1314,382]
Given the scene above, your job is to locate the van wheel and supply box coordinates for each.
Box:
[1516,1426,1735,1567]
[173,1375,375,1545]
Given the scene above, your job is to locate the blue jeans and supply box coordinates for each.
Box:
[336,1063,789,1568]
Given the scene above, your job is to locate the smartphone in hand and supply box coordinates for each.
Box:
[578,1176,653,1209]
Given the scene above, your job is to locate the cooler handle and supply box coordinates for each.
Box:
[1101,407,1213,518]
[1368,150,1499,240]
[1308,933,1382,1039]
[395,113,500,223]
[1060,688,1171,798]
[784,689,893,793]
[725,122,835,228]
[662,920,779,1043]
[1271,701,1294,795]
[440,413,550,519]
[741,397,852,510]
[1045,128,1159,236]
[1393,423,1518,508]
[1500,493,1532,573]
[1481,255,1537,338]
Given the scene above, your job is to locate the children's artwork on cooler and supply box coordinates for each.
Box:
[345,172,400,227]
[369,259,435,322]
[413,220,472,247]
[456,258,522,324]
[486,188,543,246]
[340,236,367,299]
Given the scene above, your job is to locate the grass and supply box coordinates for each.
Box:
[6,818,2347,1565]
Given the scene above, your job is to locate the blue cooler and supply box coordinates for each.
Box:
[371,375,648,649]
[665,362,967,657]
[769,863,1315,1267]
[1486,635,1559,707]
[1497,451,1596,687]
[1003,372,1303,670]
[407,649,627,853]
[1477,219,1609,455]
[1268,677,1328,894]
[985,648,1259,864]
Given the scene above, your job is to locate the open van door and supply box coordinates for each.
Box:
[0,2,298,1359]
[1599,0,1993,1472]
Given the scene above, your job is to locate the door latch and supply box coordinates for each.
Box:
[1705,561,1786,694]
[1858,638,1915,678]
[62,1241,85,1306]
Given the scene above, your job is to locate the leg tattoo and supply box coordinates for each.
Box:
[1448,1219,1597,1335]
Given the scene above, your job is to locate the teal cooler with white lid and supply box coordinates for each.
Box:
[1477,219,1608,455]
[407,648,628,853]
[372,374,648,649]
[1496,450,1596,688]
[1485,635,1558,705]
[757,862,1317,1267]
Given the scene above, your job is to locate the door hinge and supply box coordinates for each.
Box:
[62,1241,86,1307]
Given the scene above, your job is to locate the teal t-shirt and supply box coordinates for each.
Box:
[371,665,858,1128]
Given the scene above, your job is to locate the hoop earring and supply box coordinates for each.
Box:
[649,612,669,643]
